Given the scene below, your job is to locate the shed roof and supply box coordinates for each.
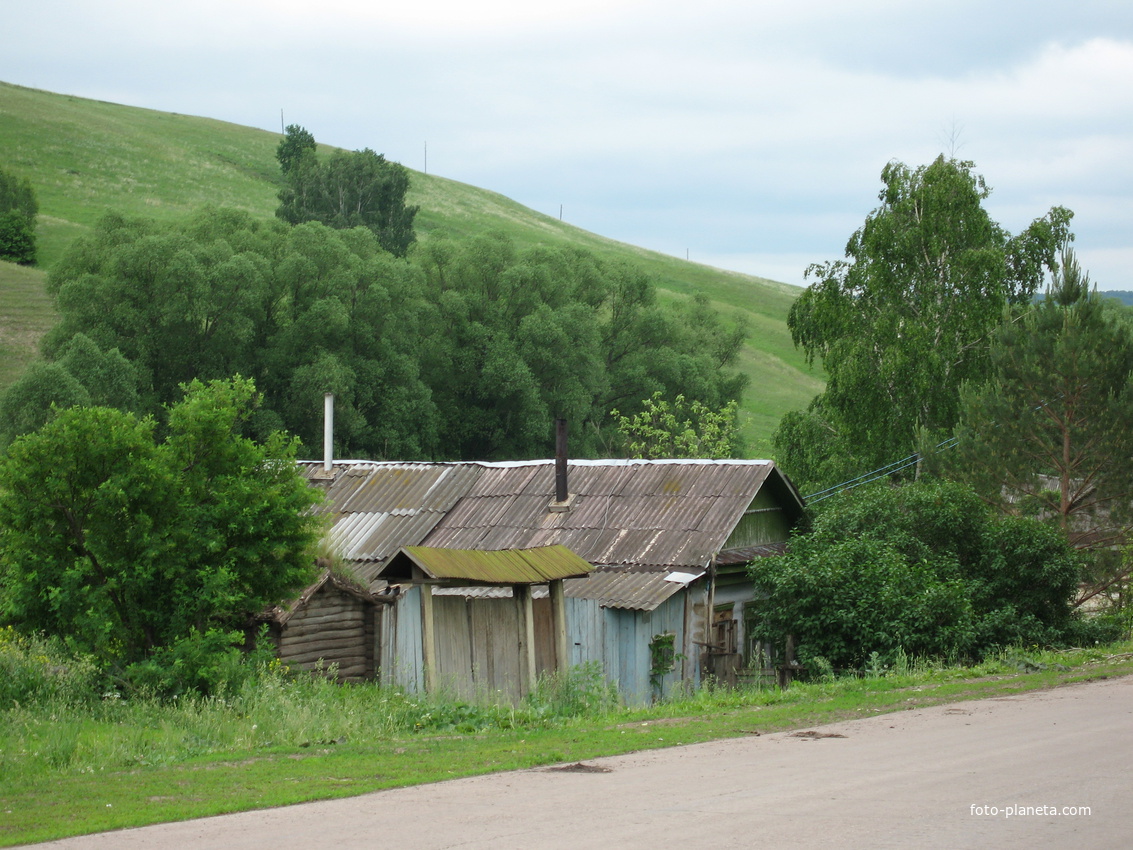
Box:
[381,544,593,584]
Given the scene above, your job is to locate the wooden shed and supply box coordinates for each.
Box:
[375,545,592,703]
[263,569,390,682]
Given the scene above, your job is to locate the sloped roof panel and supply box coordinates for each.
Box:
[385,545,592,584]
[301,462,484,572]
[306,459,798,574]
[564,568,706,611]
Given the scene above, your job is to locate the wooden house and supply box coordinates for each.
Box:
[276,457,805,703]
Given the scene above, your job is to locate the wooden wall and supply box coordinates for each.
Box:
[277,584,376,682]
[565,590,699,706]
[381,583,708,707]
[429,594,557,703]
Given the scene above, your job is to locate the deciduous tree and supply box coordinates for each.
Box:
[775,156,1072,495]
[0,378,321,665]
[0,166,38,265]
[613,391,741,459]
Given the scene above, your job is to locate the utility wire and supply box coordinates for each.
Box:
[804,436,958,504]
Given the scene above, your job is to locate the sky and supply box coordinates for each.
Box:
[4,0,1132,290]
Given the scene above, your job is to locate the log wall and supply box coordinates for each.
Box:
[278,585,376,682]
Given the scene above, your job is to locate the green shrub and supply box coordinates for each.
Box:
[0,626,101,707]
[120,627,276,699]
[750,481,1081,670]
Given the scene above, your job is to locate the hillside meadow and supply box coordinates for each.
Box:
[0,80,822,456]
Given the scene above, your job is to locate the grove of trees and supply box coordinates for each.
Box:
[2,206,749,461]
[275,125,419,258]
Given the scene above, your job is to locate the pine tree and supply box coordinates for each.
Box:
[934,248,1133,604]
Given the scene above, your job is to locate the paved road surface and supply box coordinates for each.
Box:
[31,676,1133,849]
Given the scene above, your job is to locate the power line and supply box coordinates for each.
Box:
[804,437,958,504]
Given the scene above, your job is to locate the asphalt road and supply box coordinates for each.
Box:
[31,675,1133,849]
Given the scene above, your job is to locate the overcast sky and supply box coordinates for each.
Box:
[4,1,1132,290]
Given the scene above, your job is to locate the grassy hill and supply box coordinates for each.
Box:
[0,80,822,454]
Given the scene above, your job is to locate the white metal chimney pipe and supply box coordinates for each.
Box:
[323,392,334,473]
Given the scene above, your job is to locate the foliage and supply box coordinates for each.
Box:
[119,627,280,699]
[276,126,418,257]
[275,124,316,176]
[927,250,1133,606]
[749,481,1082,670]
[613,391,741,459]
[0,209,36,265]
[39,209,748,461]
[0,626,102,708]
[775,156,1072,495]
[0,334,136,446]
[523,661,620,718]
[0,377,322,668]
[0,165,38,264]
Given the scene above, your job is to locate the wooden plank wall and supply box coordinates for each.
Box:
[565,593,691,706]
[429,593,558,703]
[278,585,374,682]
[381,586,425,692]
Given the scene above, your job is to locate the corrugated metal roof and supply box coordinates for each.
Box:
[423,460,783,570]
[300,459,802,584]
[383,545,593,584]
[301,462,484,583]
[564,567,707,611]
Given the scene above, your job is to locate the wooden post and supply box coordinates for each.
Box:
[418,575,437,693]
[515,584,536,694]
[550,579,569,673]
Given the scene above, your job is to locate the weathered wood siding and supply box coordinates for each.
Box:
[565,591,694,706]
[277,584,375,682]
[429,594,557,703]
[380,586,425,692]
[380,588,560,702]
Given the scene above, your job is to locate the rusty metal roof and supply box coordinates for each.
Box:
[382,545,593,584]
[423,460,789,570]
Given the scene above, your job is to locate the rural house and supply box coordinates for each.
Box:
[269,456,805,704]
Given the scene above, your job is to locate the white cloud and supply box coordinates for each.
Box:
[2,2,1131,289]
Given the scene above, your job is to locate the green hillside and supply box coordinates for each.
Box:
[0,80,822,454]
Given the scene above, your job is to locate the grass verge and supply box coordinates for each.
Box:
[2,643,1131,846]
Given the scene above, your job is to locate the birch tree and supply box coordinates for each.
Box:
[775,156,1072,493]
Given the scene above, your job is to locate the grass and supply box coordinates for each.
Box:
[2,642,1131,846]
[0,80,824,452]
[0,261,54,388]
